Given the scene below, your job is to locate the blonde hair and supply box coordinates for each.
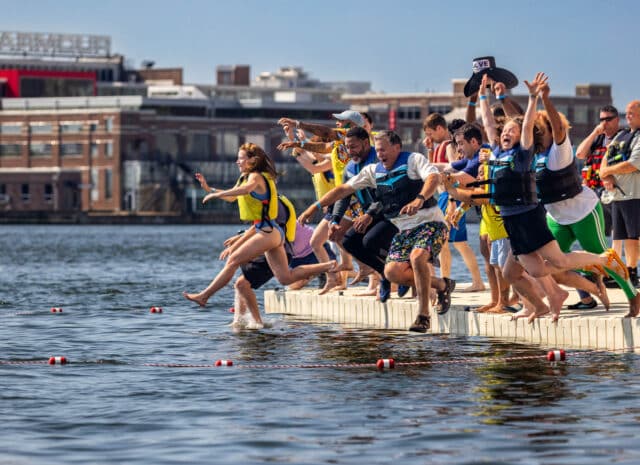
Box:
[533,110,571,153]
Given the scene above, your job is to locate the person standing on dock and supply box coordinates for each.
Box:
[299,130,452,333]
[599,100,640,295]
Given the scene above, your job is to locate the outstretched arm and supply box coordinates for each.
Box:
[521,73,547,150]
[278,118,340,141]
[479,74,498,146]
[538,74,566,145]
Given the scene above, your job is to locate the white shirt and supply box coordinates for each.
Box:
[542,137,599,225]
[347,152,445,231]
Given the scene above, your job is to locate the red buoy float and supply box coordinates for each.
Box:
[48,356,67,365]
[546,349,566,362]
[215,359,233,367]
[150,306,163,313]
[50,307,63,313]
[376,358,395,370]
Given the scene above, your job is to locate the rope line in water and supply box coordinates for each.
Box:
[3,346,640,369]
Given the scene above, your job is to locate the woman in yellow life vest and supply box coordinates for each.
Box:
[183,143,335,308]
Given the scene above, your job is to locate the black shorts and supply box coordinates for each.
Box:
[502,203,555,256]
[612,199,640,240]
[240,252,292,289]
[240,255,273,289]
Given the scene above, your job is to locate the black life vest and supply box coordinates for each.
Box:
[534,151,583,204]
[374,151,436,219]
[470,149,538,207]
[606,129,640,166]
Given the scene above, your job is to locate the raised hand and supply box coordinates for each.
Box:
[195,172,209,190]
[277,141,299,151]
[524,72,549,97]
[493,81,506,98]
[277,117,298,128]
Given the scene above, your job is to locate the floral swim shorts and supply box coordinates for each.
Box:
[386,221,448,263]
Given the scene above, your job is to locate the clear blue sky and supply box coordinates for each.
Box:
[4,0,639,108]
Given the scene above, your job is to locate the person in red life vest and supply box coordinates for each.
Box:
[575,105,622,235]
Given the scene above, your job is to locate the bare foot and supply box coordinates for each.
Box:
[460,283,486,293]
[592,274,610,311]
[350,269,371,285]
[354,289,378,297]
[485,305,508,314]
[625,293,640,318]
[527,306,551,324]
[474,302,498,313]
[548,288,569,323]
[183,291,207,307]
[318,272,339,295]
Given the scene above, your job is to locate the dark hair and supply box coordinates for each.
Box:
[447,118,466,135]
[455,123,483,144]
[373,130,402,148]
[491,103,505,118]
[345,126,369,141]
[600,105,619,117]
[423,113,447,130]
[361,112,373,125]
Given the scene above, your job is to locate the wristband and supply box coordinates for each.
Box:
[529,94,537,98]
[315,201,322,211]
[479,95,487,101]
[467,101,476,107]
[497,95,506,101]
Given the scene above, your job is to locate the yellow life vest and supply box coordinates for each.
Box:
[312,171,335,200]
[277,194,297,243]
[236,172,278,223]
[330,141,350,187]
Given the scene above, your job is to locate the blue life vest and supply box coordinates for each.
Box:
[345,147,377,209]
[534,149,582,204]
[470,147,538,206]
[374,151,436,219]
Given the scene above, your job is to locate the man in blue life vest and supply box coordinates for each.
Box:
[298,130,453,333]
[599,100,640,295]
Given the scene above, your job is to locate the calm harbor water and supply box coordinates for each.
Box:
[1,224,640,465]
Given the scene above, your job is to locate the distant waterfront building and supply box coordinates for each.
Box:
[0,32,364,220]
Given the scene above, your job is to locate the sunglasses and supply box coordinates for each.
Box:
[599,116,617,122]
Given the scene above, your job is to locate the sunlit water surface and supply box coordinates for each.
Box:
[1,225,639,464]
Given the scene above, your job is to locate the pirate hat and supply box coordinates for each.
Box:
[463,56,518,97]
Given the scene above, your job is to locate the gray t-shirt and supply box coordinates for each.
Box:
[609,130,640,201]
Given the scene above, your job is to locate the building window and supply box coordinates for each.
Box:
[60,122,84,133]
[105,117,114,133]
[89,122,98,132]
[0,123,22,135]
[91,169,99,202]
[105,169,113,199]
[29,123,54,134]
[21,184,30,202]
[185,132,211,159]
[60,143,83,157]
[44,184,53,202]
[245,133,265,148]
[573,105,589,124]
[216,131,239,157]
[105,141,114,157]
[29,143,53,157]
[0,144,22,157]
[156,133,179,157]
[90,142,99,158]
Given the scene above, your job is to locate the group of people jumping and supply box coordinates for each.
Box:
[183,56,640,333]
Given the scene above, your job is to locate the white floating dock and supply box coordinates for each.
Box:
[264,285,640,352]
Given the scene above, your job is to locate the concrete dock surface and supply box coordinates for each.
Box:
[264,284,640,352]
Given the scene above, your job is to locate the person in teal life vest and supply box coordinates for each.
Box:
[183,143,335,308]
[599,100,640,299]
[477,73,629,322]
[299,130,453,333]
